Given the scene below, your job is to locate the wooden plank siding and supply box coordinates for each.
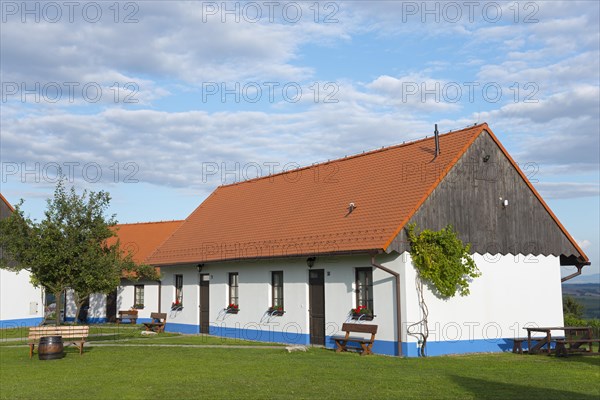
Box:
[388,130,582,260]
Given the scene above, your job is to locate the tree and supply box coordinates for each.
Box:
[563,296,584,319]
[0,179,159,325]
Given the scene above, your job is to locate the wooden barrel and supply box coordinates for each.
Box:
[38,336,64,360]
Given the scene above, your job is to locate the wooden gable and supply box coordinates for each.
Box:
[388,129,587,263]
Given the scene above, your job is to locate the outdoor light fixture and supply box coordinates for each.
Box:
[483,154,490,163]
[306,257,316,269]
[197,264,204,272]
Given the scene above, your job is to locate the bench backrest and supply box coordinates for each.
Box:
[28,326,89,341]
[119,311,138,317]
[341,323,378,334]
[150,312,167,322]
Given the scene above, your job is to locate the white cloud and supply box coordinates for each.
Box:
[576,239,592,250]
[535,182,600,200]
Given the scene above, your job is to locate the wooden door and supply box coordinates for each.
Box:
[106,289,117,323]
[199,274,210,334]
[309,269,325,345]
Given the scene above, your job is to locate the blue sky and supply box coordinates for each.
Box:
[1,1,598,277]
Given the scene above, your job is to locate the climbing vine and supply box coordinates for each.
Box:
[406,223,480,356]
[407,223,480,298]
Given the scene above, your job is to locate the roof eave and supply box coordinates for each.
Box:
[149,248,384,267]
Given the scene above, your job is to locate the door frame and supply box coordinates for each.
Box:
[199,274,210,334]
[308,269,325,346]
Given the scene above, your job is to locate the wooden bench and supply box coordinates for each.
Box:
[28,326,89,358]
[143,312,167,333]
[555,339,600,357]
[116,310,138,324]
[332,323,378,356]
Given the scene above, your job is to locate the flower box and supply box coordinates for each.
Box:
[226,304,239,314]
[350,313,374,321]
[350,306,374,321]
[268,307,285,317]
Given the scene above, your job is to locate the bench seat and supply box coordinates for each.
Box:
[116,310,138,324]
[555,338,600,357]
[333,323,378,356]
[143,312,167,333]
[28,326,89,358]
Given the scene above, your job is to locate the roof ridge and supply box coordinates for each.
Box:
[381,124,486,249]
[219,123,488,189]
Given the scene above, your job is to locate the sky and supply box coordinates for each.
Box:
[1,1,598,278]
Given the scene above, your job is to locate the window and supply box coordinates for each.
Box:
[271,271,283,309]
[229,272,239,306]
[355,268,373,312]
[175,274,183,304]
[134,285,144,308]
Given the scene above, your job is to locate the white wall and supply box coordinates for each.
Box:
[118,280,160,320]
[0,269,43,325]
[64,290,107,321]
[158,255,400,341]
[401,252,564,344]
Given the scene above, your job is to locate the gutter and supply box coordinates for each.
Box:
[157,280,162,313]
[561,262,590,283]
[371,254,403,357]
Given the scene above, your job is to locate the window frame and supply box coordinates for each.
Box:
[355,267,374,313]
[271,271,284,309]
[134,284,144,308]
[175,274,184,304]
[228,272,239,306]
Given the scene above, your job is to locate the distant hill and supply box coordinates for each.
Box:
[562,282,600,319]
[566,273,600,285]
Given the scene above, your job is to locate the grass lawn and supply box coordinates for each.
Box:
[1,337,599,399]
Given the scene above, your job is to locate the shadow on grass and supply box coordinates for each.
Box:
[450,375,598,400]
[552,354,600,367]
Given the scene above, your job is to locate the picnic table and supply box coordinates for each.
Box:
[524,326,593,355]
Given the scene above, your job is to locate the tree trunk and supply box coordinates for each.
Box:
[54,290,62,326]
[73,293,89,324]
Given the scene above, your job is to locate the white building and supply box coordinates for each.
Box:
[145,123,589,356]
[0,191,183,326]
[64,220,183,323]
[0,193,44,328]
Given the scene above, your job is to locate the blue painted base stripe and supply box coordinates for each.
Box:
[0,317,44,329]
[165,322,200,334]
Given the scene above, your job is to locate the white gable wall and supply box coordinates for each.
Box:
[0,269,43,328]
[401,252,563,356]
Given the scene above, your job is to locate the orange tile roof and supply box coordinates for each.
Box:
[108,220,184,264]
[147,123,587,265]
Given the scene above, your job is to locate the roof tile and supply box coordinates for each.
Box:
[148,124,485,265]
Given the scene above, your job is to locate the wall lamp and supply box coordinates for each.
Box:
[306,257,316,269]
[197,264,204,273]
